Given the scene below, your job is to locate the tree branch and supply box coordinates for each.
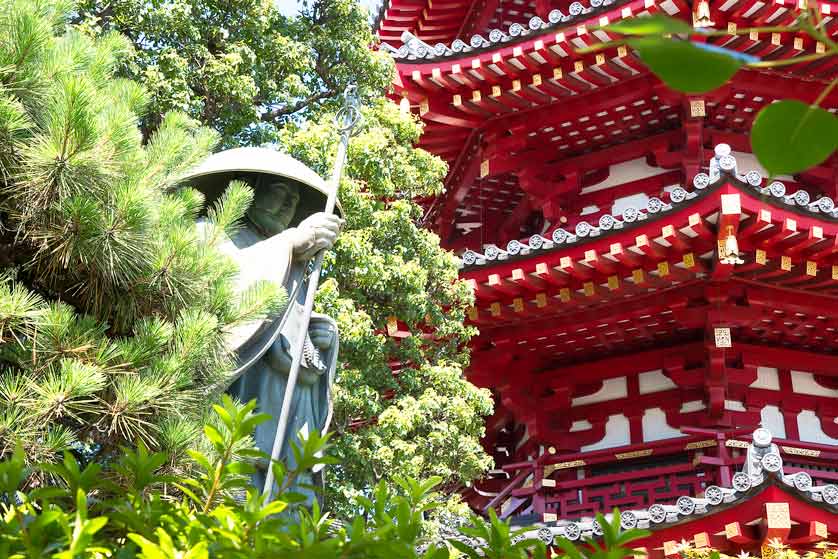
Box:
[69,4,114,27]
[260,89,335,122]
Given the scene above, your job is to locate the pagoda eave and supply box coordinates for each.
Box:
[378,0,838,539]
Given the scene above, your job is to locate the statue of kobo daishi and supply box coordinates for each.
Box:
[179,147,343,500]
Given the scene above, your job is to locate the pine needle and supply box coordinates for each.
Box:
[226,279,288,325]
[0,0,254,468]
[204,180,254,246]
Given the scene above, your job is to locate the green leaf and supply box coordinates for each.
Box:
[183,542,209,559]
[29,487,67,502]
[212,403,234,431]
[237,448,269,460]
[604,14,693,35]
[239,412,272,437]
[751,100,838,176]
[449,539,481,559]
[224,462,256,476]
[597,511,616,546]
[628,37,742,93]
[260,500,288,517]
[83,516,108,536]
[186,450,213,474]
[75,488,88,519]
[423,545,451,559]
[554,537,586,559]
[174,483,204,506]
[203,425,226,453]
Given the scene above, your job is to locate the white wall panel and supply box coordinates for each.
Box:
[751,367,780,390]
[572,377,628,407]
[581,414,631,451]
[638,370,678,395]
[642,407,683,441]
[760,405,786,438]
[797,410,838,444]
[791,371,838,398]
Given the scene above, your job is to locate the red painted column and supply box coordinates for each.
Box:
[533,464,546,516]
[778,369,801,440]
[716,432,732,487]
[627,375,644,444]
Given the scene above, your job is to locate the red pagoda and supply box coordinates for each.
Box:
[374,0,838,554]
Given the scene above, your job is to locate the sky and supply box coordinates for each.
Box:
[274,0,380,17]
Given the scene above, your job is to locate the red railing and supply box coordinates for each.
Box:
[478,435,838,521]
[544,463,719,518]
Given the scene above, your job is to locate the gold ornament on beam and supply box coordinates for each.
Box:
[693,0,715,28]
[719,225,744,265]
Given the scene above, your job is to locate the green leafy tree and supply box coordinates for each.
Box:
[0,0,284,467]
[74,0,393,145]
[278,101,494,518]
[73,0,495,518]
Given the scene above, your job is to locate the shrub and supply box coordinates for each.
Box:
[0,395,646,558]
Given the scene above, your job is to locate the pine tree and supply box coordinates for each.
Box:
[0,0,285,468]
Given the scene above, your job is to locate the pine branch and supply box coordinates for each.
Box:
[225,280,287,325]
[204,180,254,246]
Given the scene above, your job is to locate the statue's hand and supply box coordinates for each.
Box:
[288,212,343,261]
[309,322,335,350]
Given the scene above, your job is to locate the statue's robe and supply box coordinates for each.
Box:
[212,224,339,499]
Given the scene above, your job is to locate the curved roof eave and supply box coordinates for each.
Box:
[460,164,838,273]
[385,0,650,65]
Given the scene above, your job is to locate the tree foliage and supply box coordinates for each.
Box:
[0,0,284,465]
[74,0,393,146]
[73,0,496,518]
[277,101,494,515]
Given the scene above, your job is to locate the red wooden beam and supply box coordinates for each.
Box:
[456,0,500,40]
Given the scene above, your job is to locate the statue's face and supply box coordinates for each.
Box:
[247,178,301,236]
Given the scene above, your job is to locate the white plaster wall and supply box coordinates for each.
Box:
[659,0,680,14]
[570,420,593,432]
[581,414,631,451]
[638,369,678,395]
[751,367,781,390]
[612,193,650,217]
[572,377,628,407]
[760,405,786,438]
[791,371,838,398]
[797,410,838,445]
[580,158,669,195]
[680,400,706,413]
[724,400,747,412]
[576,158,681,217]
[642,407,683,442]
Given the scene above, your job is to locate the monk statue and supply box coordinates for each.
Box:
[179,147,343,499]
